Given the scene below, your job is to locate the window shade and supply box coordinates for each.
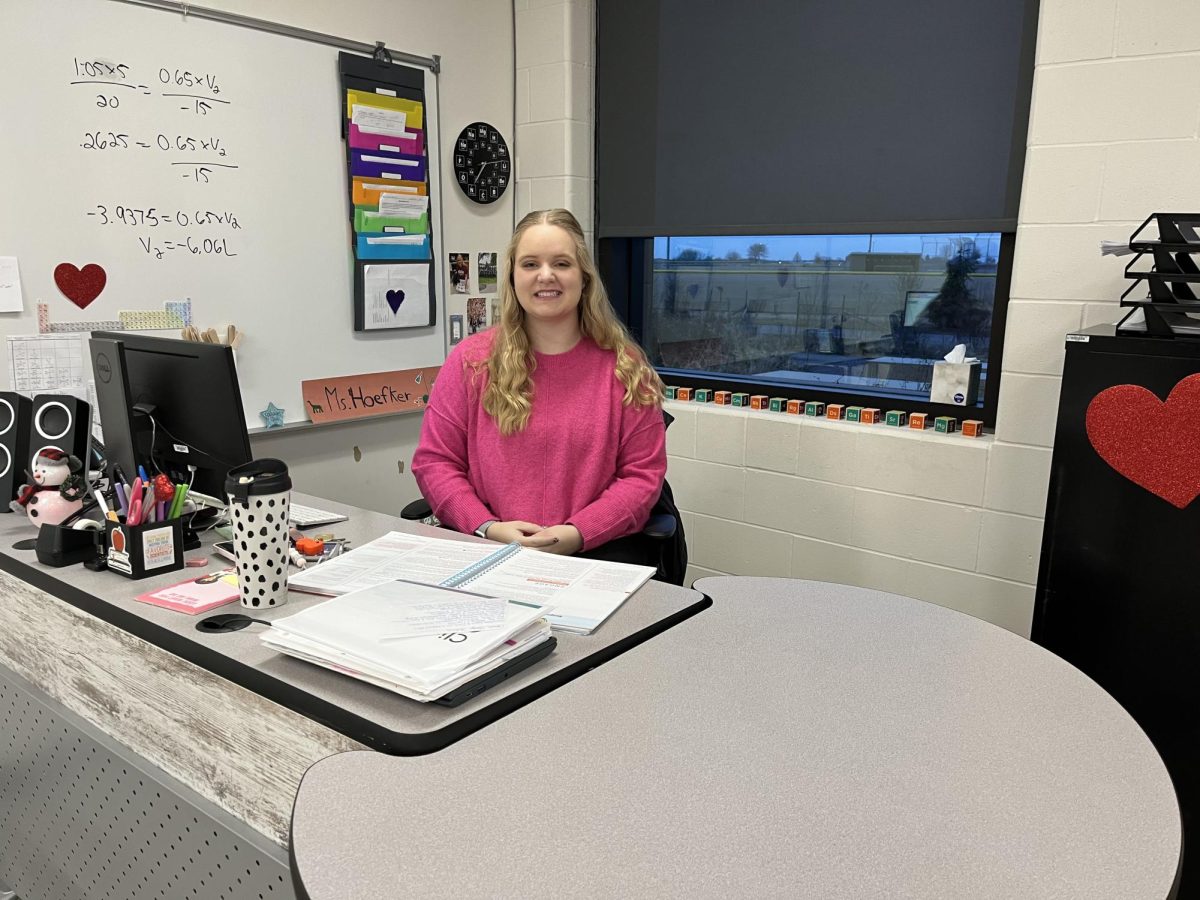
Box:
[596,0,1039,238]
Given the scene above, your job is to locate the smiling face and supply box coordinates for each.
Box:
[512,224,584,329]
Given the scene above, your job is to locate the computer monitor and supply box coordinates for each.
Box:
[89,332,253,507]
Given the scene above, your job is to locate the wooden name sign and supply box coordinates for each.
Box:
[301,366,440,424]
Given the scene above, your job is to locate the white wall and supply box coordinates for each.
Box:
[199,0,518,513]
[526,0,1200,637]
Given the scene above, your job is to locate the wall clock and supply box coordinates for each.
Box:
[452,122,510,205]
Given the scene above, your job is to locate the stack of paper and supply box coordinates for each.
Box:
[262,580,553,702]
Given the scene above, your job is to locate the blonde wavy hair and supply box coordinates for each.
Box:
[478,208,663,435]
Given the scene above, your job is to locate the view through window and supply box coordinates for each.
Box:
[644,233,1004,406]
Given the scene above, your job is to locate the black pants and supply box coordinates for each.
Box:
[578,532,660,570]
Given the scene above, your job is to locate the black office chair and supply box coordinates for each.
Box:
[401,411,688,585]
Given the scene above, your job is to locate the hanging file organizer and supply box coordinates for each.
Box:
[340,53,436,332]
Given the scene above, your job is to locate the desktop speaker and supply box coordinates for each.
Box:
[0,392,32,506]
[29,394,91,477]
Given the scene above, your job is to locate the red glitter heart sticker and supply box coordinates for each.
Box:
[1086,373,1200,509]
[53,262,107,309]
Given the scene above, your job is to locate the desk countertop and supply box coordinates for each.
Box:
[0,495,707,754]
[292,577,1181,900]
[0,496,706,843]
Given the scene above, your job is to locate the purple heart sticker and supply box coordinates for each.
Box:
[386,289,405,314]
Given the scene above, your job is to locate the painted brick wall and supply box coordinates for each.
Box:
[513,0,594,243]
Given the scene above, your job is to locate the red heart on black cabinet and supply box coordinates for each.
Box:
[53,262,107,309]
[1086,373,1200,508]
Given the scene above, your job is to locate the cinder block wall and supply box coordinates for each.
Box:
[514,0,1200,636]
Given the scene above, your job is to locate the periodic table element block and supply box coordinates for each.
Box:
[935,416,958,434]
[731,392,750,407]
[885,410,908,427]
[769,397,788,413]
[805,401,826,417]
[164,299,193,326]
[845,406,863,422]
[693,388,713,402]
[119,309,185,330]
[961,419,984,437]
[860,408,881,424]
[750,395,769,410]
[665,386,679,400]
[714,390,732,405]
[49,320,124,334]
[826,404,845,420]
[786,399,803,415]
[909,412,928,430]
[676,387,693,401]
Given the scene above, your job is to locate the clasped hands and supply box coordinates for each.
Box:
[484,520,582,555]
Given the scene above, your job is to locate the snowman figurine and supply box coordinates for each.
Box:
[12,448,86,527]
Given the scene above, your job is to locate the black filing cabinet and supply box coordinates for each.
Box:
[1034,324,1194,894]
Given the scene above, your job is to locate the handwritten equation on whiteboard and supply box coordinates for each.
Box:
[69,56,245,261]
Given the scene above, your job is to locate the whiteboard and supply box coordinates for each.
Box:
[0,0,446,428]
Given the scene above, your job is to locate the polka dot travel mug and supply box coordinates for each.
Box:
[224,458,292,609]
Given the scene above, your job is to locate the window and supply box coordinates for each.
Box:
[606,231,1013,421]
[595,0,1037,424]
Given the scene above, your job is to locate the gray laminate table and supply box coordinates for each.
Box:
[291,577,1182,900]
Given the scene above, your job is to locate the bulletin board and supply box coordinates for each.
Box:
[0,0,446,429]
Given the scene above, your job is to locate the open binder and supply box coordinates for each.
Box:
[287,531,655,635]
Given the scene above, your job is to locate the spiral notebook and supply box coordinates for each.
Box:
[287,531,655,634]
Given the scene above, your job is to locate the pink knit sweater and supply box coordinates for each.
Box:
[411,331,666,550]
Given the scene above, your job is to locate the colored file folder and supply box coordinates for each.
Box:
[352,178,427,207]
[345,90,424,130]
[349,124,425,156]
[350,150,427,182]
[353,209,429,234]
[356,234,430,260]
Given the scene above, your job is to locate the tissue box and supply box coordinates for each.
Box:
[931,361,981,406]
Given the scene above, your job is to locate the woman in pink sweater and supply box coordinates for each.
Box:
[412,208,666,562]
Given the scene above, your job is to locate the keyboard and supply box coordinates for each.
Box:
[288,503,349,528]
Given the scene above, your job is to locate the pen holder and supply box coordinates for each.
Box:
[105,516,185,579]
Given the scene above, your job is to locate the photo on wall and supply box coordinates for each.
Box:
[449,314,464,345]
[478,252,498,293]
[490,299,500,325]
[467,297,486,334]
[449,252,470,294]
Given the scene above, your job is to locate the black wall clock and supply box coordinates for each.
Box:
[452,122,510,205]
